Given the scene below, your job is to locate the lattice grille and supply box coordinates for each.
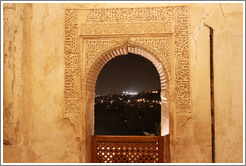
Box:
[91,136,163,163]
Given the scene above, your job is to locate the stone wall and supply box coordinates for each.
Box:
[3,3,243,163]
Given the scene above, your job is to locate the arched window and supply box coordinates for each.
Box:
[87,45,170,163]
[94,53,161,136]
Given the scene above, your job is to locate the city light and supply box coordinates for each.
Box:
[122,91,138,95]
[137,99,143,102]
[95,91,162,137]
[96,91,161,106]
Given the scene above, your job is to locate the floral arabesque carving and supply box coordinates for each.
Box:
[174,6,190,115]
[81,7,175,35]
[86,7,174,22]
[130,37,171,78]
[83,39,125,73]
[64,9,81,137]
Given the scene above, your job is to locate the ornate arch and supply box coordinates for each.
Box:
[84,43,170,141]
[64,6,191,162]
[86,41,169,103]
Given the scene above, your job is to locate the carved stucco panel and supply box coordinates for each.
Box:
[81,22,173,35]
[79,7,175,36]
[83,39,126,75]
[85,7,174,22]
[82,37,171,78]
[64,9,81,137]
[130,37,171,78]
[65,6,191,139]
[174,6,190,115]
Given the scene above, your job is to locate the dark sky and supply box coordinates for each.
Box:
[95,53,160,96]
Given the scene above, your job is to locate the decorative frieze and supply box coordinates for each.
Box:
[81,22,173,36]
[64,9,80,137]
[86,7,174,22]
[174,6,191,115]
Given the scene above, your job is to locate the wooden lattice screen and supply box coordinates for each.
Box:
[91,136,164,163]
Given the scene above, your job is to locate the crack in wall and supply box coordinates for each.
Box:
[210,27,215,163]
[219,3,227,21]
[192,14,210,61]
[207,26,215,163]
[202,19,215,163]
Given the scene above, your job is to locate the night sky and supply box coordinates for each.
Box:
[95,53,160,96]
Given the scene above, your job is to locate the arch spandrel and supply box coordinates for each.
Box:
[83,38,172,80]
[85,41,170,100]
